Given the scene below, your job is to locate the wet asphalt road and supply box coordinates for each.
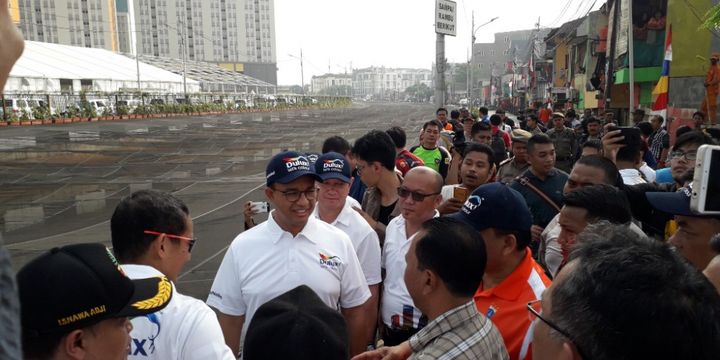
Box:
[0,102,434,299]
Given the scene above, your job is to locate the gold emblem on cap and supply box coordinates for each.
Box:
[132,276,172,310]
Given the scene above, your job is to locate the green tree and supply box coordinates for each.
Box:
[404,83,433,102]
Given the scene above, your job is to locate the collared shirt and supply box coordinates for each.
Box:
[546,127,577,159]
[408,301,509,360]
[474,249,552,360]
[381,212,438,330]
[207,213,370,339]
[123,264,235,360]
[313,199,382,285]
[496,158,529,184]
[620,168,647,185]
[509,169,568,227]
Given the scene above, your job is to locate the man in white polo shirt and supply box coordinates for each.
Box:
[313,152,382,346]
[111,190,234,360]
[207,151,370,357]
[381,166,443,346]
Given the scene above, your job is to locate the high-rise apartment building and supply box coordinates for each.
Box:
[117,0,277,84]
[16,0,119,51]
[14,0,277,85]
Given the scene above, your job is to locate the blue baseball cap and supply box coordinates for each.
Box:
[646,185,696,217]
[313,152,351,183]
[449,182,532,233]
[266,151,321,187]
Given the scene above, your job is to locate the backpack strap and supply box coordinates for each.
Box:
[514,175,562,213]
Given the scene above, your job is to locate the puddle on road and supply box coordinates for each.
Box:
[205,167,222,176]
[126,127,149,135]
[0,137,37,150]
[169,124,187,132]
[68,131,100,142]
[4,206,45,232]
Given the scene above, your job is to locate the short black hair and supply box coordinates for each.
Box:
[450,109,460,119]
[423,120,442,131]
[385,126,407,149]
[527,133,553,154]
[575,155,623,187]
[673,130,713,151]
[581,139,603,152]
[693,111,705,119]
[351,130,397,171]
[554,226,720,359]
[489,114,502,126]
[711,233,720,254]
[563,184,631,224]
[637,122,653,137]
[495,229,532,251]
[462,143,495,165]
[675,125,692,138]
[527,114,539,122]
[436,107,448,115]
[586,117,601,125]
[479,107,489,115]
[471,121,491,137]
[616,143,641,163]
[111,190,190,263]
[322,136,351,155]
[415,218,486,297]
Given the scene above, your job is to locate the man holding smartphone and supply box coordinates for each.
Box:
[437,144,495,215]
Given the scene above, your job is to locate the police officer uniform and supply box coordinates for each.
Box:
[546,114,577,173]
[496,129,532,184]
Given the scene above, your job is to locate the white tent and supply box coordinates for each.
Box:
[5,41,199,94]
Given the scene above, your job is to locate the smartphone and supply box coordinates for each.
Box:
[609,126,641,147]
[250,201,270,213]
[691,145,720,215]
[453,187,470,202]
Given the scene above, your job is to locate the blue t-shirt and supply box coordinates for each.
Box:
[655,167,673,184]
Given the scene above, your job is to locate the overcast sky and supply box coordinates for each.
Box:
[274,0,604,86]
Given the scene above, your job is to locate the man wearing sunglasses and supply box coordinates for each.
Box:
[208,151,370,357]
[531,223,720,360]
[110,190,235,360]
[380,166,443,346]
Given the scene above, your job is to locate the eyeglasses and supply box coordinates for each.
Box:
[272,188,317,202]
[355,164,367,176]
[143,230,197,253]
[397,187,440,202]
[527,300,588,359]
[669,150,697,161]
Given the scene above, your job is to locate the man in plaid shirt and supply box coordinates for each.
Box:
[648,115,670,168]
[355,217,508,360]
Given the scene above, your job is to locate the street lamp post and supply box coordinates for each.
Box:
[288,50,305,95]
[469,14,499,107]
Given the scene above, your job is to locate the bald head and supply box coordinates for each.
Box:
[405,166,444,193]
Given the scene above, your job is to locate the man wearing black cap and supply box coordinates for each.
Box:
[110,190,235,359]
[207,151,370,357]
[313,152,382,345]
[647,184,720,271]
[17,243,173,360]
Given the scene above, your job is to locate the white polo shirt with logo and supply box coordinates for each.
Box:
[123,264,235,360]
[207,212,371,339]
[381,211,439,330]
[313,198,382,285]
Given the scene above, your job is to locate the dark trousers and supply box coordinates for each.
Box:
[382,324,420,346]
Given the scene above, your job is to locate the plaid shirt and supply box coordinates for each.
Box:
[649,129,669,162]
[408,301,509,360]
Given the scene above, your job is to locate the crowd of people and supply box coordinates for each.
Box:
[2,3,720,358]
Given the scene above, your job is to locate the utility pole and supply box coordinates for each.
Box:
[180,20,188,101]
[468,11,474,103]
[436,33,445,108]
[628,0,635,120]
[300,49,305,95]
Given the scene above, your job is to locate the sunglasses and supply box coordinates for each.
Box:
[144,230,197,253]
[397,187,440,202]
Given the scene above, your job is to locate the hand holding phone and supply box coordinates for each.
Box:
[691,145,720,215]
[453,187,470,202]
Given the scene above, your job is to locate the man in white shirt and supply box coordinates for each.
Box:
[110,190,235,360]
[437,143,495,215]
[312,151,382,346]
[381,166,443,346]
[615,142,648,185]
[207,151,370,357]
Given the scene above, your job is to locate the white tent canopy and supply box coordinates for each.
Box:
[6,41,199,94]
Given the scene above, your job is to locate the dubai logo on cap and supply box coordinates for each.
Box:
[322,158,344,172]
[283,156,310,173]
[462,195,484,214]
